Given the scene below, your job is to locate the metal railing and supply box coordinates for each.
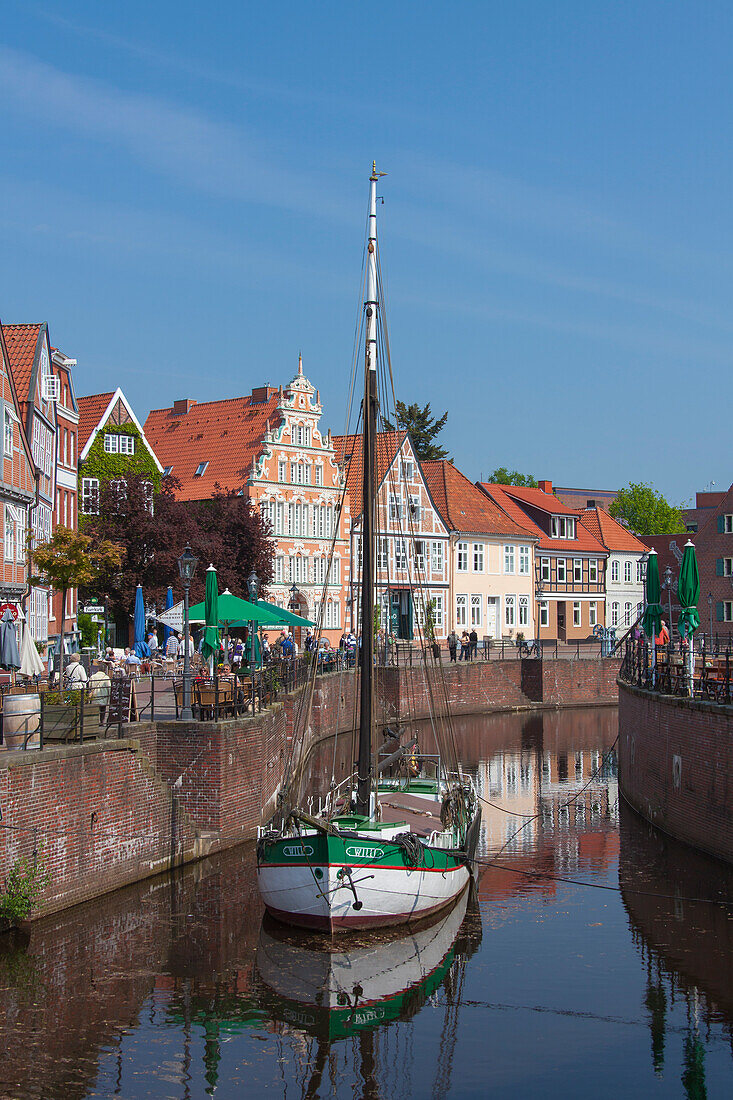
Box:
[619,633,733,704]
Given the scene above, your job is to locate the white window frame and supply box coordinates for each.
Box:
[589,560,598,583]
[573,559,582,583]
[81,477,99,515]
[539,600,549,627]
[518,595,529,627]
[504,594,516,628]
[518,545,530,575]
[457,541,468,572]
[503,545,515,574]
[611,560,619,582]
[611,601,619,627]
[470,594,481,627]
[278,460,286,482]
[589,602,597,627]
[4,506,14,562]
[624,560,632,584]
[431,541,444,574]
[557,558,566,584]
[456,594,467,627]
[540,557,551,583]
[573,601,581,627]
[42,375,60,402]
[3,408,13,457]
[473,543,484,572]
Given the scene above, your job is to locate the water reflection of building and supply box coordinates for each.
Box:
[620,804,733,1096]
[471,711,619,904]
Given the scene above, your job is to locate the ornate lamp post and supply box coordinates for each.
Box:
[535,579,544,655]
[177,545,198,721]
[289,582,300,610]
[247,570,259,715]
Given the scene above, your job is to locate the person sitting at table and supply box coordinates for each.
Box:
[656,619,670,647]
[123,648,142,679]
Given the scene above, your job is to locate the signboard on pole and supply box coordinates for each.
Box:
[82,604,103,615]
[157,601,185,632]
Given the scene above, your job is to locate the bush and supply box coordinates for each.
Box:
[0,855,50,924]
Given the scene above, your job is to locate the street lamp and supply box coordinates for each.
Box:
[247,570,259,715]
[535,579,544,655]
[177,545,198,721]
[289,582,300,610]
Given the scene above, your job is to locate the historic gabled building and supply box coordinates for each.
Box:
[332,431,450,641]
[478,480,607,642]
[50,348,80,647]
[579,507,647,633]
[0,323,37,623]
[422,460,539,639]
[3,323,59,647]
[144,358,351,642]
[78,388,163,517]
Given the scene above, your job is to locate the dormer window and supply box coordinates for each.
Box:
[551,515,576,539]
[194,461,209,477]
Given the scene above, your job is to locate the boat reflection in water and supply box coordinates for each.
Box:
[620,803,733,1095]
[256,884,481,1089]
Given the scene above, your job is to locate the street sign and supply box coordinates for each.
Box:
[0,603,18,621]
[157,601,185,632]
[82,604,104,615]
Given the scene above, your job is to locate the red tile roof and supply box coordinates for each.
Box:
[499,483,580,516]
[77,392,115,451]
[332,431,403,516]
[579,507,649,553]
[2,323,42,406]
[478,483,607,554]
[422,460,535,537]
[144,392,283,500]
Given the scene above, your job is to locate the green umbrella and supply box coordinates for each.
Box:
[677,540,700,638]
[188,591,283,627]
[642,550,663,640]
[202,564,220,661]
[253,599,316,628]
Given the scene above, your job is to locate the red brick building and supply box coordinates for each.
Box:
[144,358,351,644]
[0,323,37,622]
[50,348,80,647]
[3,323,59,649]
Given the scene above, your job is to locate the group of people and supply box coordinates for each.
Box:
[446,629,479,662]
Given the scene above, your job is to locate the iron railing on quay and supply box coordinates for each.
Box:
[619,633,733,705]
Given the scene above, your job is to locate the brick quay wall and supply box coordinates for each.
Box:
[618,681,733,863]
[0,659,619,920]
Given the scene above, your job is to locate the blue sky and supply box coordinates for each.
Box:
[1,1,731,503]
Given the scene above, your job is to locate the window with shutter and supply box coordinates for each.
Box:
[717,601,725,622]
[717,559,725,576]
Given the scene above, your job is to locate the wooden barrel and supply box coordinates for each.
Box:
[3,694,41,750]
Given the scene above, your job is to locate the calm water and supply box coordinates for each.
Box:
[2,707,733,1098]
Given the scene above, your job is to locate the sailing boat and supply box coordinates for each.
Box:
[256,165,481,931]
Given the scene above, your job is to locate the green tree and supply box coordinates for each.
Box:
[609,482,684,535]
[490,467,538,487]
[384,401,449,461]
[29,527,123,679]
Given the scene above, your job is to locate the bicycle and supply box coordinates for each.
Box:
[518,638,541,659]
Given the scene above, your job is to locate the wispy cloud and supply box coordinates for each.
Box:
[0,44,353,221]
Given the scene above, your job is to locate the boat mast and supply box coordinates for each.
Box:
[356,162,382,818]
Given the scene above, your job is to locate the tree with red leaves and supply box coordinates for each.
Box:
[83,474,272,639]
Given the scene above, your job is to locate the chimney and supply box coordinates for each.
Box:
[172,398,196,415]
[538,480,553,494]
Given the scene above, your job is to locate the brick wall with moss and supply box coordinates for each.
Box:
[79,422,161,498]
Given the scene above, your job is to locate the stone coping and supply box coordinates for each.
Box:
[0,737,139,770]
[618,677,733,719]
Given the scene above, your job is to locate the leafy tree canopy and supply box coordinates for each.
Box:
[609,481,684,535]
[490,468,538,487]
[384,401,449,461]
[82,474,273,621]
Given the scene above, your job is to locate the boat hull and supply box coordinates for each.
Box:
[257,831,470,932]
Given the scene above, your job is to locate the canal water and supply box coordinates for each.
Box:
[2,707,733,1098]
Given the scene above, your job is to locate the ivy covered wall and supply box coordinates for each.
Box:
[79,421,161,489]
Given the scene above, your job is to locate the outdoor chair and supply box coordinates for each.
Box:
[193,680,235,720]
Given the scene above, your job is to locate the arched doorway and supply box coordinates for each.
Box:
[289,593,309,649]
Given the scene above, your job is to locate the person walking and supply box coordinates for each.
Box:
[459,630,470,661]
[447,629,458,662]
[469,628,478,660]
[166,633,180,659]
